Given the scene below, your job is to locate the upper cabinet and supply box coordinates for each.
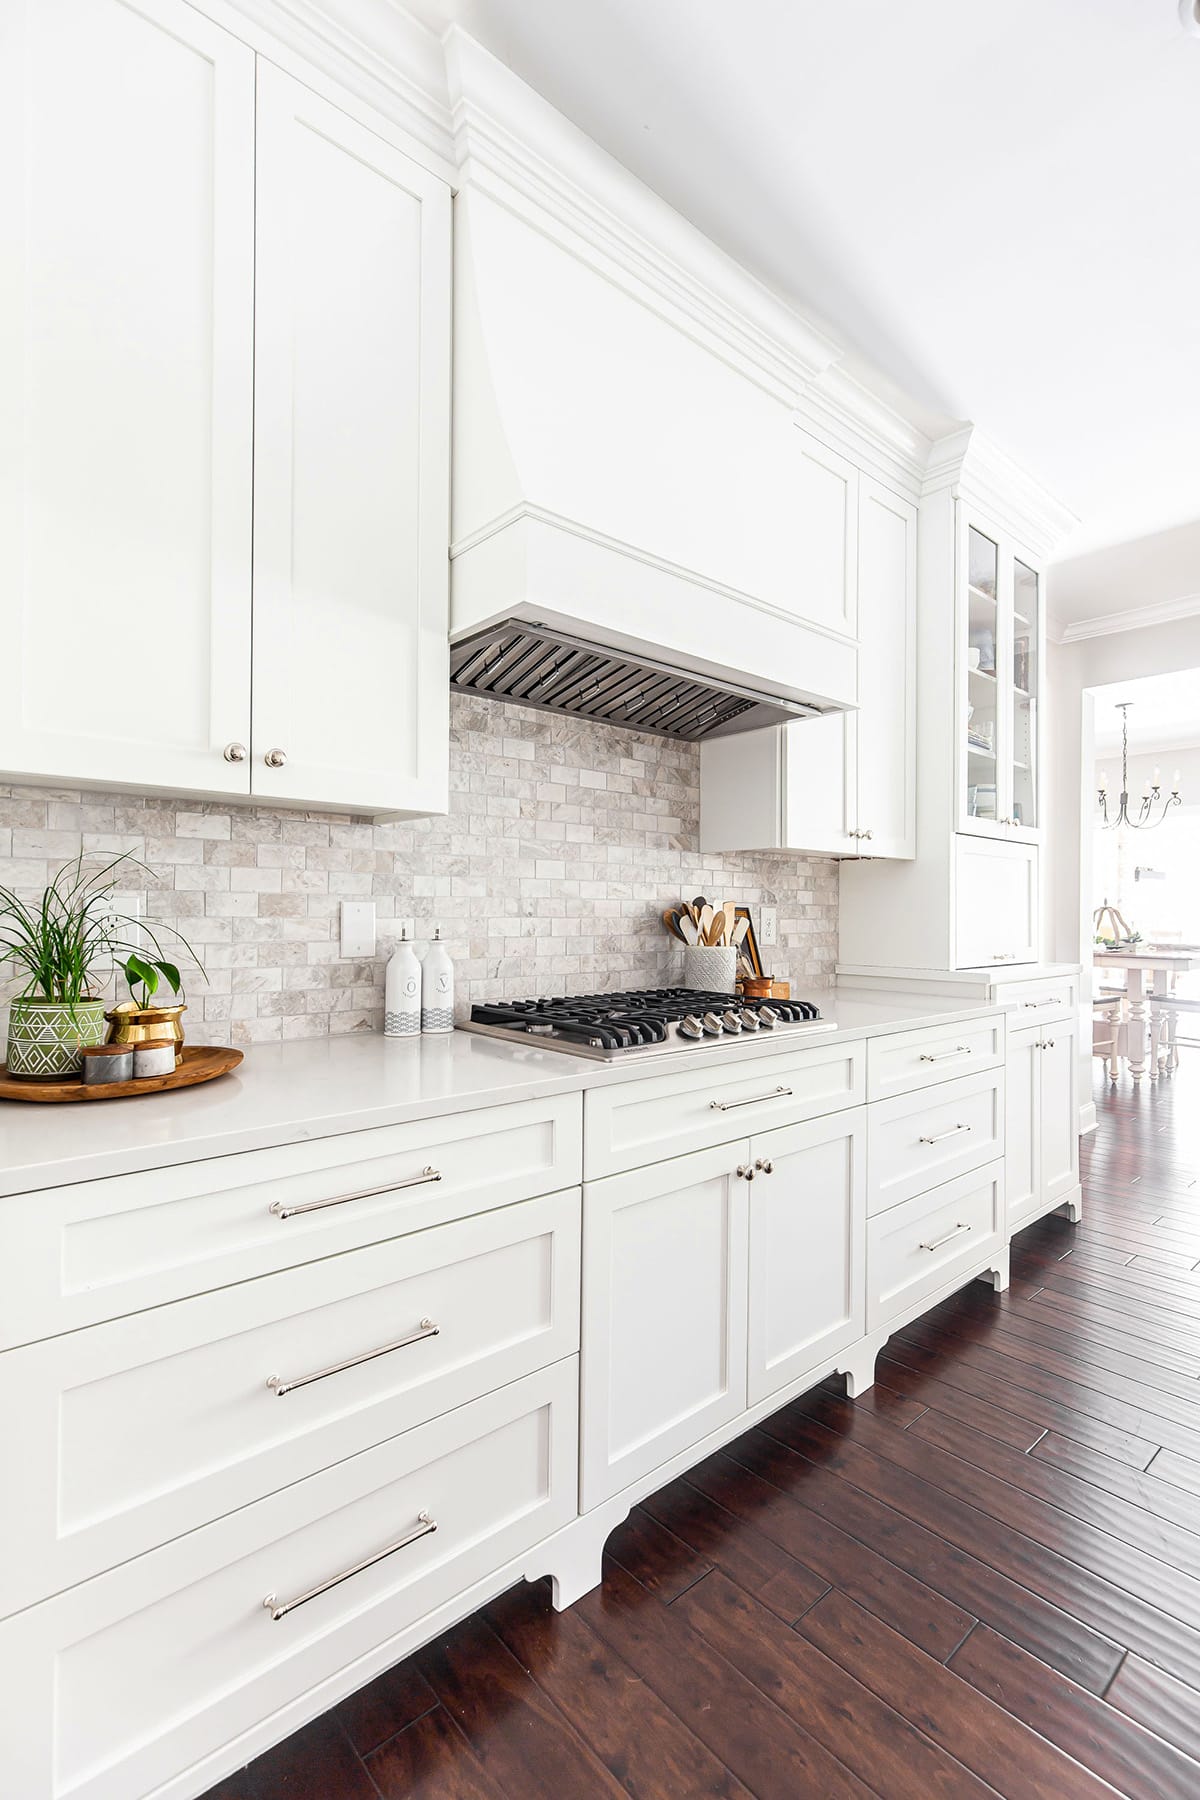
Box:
[0,0,256,797]
[959,509,1043,843]
[251,66,449,816]
[0,1,450,818]
[699,455,916,860]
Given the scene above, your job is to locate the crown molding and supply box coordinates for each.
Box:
[1059,591,1200,645]
[202,0,456,174]
[923,425,1077,558]
[443,28,848,410]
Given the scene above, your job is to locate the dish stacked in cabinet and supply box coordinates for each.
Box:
[0,1095,583,1800]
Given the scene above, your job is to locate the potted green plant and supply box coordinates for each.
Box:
[0,855,200,1080]
[106,953,190,1058]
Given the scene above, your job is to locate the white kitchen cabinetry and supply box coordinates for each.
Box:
[699,471,916,859]
[581,1145,749,1509]
[251,65,449,815]
[747,1110,865,1405]
[953,836,1039,969]
[0,0,255,797]
[959,513,1044,841]
[790,428,859,636]
[0,5,449,817]
[1006,1017,1081,1236]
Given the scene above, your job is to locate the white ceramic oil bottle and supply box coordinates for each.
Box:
[384,925,421,1037]
[421,926,455,1033]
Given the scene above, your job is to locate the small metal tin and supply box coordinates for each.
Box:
[79,1045,133,1084]
[133,1042,177,1079]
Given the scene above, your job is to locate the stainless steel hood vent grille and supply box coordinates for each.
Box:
[449,620,819,741]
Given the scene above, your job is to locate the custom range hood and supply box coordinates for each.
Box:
[446,33,858,738]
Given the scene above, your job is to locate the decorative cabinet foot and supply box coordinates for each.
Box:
[838,1333,888,1398]
[530,1513,616,1612]
[980,1247,1010,1292]
[1062,1191,1083,1224]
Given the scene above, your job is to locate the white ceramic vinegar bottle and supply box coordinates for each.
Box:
[384,925,421,1037]
[421,926,455,1034]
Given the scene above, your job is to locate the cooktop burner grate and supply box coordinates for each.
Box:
[462,986,828,1059]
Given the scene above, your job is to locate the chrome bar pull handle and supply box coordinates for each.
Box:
[711,1085,792,1112]
[266,1318,439,1397]
[270,1166,442,1220]
[918,1046,971,1063]
[919,1221,973,1253]
[918,1123,972,1145]
[263,1512,437,1621]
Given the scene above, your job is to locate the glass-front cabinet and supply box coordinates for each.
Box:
[958,509,1042,841]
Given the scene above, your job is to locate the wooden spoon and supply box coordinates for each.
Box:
[678,913,700,946]
[697,903,715,944]
[730,917,749,948]
[722,900,736,942]
[663,909,685,941]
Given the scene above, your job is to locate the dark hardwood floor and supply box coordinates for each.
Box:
[204,1063,1200,1799]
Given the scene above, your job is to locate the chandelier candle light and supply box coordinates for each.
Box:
[1097,703,1183,830]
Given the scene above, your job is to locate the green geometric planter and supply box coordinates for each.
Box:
[6,996,107,1080]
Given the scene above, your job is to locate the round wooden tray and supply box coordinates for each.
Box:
[0,1043,243,1102]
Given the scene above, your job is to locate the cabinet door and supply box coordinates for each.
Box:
[782,711,857,855]
[251,65,450,816]
[855,478,917,859]
[581,1145,748,1509]
[791,428,858,637]
[1004,1022,1041,1232]
[0,0,254,795]
[747,1111,865,1406]
[1039,1018,1079,1208]
[954,836,1038,968]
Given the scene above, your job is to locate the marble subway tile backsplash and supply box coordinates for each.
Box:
[0,697,838,1045]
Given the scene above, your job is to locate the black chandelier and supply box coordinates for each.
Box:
[1097,703,1183,830]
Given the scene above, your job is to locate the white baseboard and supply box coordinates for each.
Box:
[1079,1101,1098,1136]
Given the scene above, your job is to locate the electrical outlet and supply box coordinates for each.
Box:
[760,906,778,948]
[340,899,376,959]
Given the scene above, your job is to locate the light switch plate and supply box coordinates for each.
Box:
[340,900,376,959]
[760,906,778,947]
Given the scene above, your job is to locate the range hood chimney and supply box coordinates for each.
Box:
[446,34,857,737]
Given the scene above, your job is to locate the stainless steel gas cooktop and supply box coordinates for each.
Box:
[460,986,835,1062]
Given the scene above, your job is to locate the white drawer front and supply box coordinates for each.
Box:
[584,1039,865,1179]
[867,1016,1003,1102]
[867,1068,1003,1216]
[1001,975,1079,1022]
[867,1161,1002,1330]
[0,1092,582,1349]
[0,1190,580,1619]
[0,1361,578,1800]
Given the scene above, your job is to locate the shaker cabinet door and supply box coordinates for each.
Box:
[250,64,450,817]
[581,1145,748,1509]
[1039,1018,1079,1209]
[1004,1022,1041,1231]
[0,0,255,795]
[747,1110,865,1405]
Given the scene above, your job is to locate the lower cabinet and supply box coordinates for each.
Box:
[581,1110,867,1507]
[747,1111,865,1405]
[867,1160,1003,1331]
[581,1144,749,1511]
[1006,1017,1079,1233]
[0,1361,578,1800]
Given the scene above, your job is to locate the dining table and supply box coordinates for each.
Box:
[1093,947,1200,1081]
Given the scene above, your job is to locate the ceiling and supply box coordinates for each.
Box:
[407,0,1200,559]
[1093,667,1200,756]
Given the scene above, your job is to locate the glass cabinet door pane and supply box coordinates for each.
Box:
[965,526,999,821]
[1011,558,1039,829]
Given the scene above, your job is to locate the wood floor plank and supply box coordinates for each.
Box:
[873,1358,1048,1450]
[1031,1432,1200,1535]
[640,1477,830,1624]
[334,1657,439,1758]
[1148,1446,1200,1499]
[603,1505,712,1603]
[672,1568,999,1798]
[243,1716,377,1800]
[484,1579,754,1800]
[416,1615,628,1800]
[948,1622,1200,1800]
[716,1433,1124,1694]
[1106,1653,1200,1767]
[796,1589,1116,1799]
[688,1446,980,1663]
[366,1707,508,1800]
[577,1559,875,1799]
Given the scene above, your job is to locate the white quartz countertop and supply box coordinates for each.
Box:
[0,988,1004,1196]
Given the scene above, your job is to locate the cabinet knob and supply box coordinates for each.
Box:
[864,830,873,841]
[735,1164,755,1182]
[754,1158,774,1175]
[264,748,288,769]
[223,742,247,763]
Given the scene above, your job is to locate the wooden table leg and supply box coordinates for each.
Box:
[1126,966,1149,1082]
